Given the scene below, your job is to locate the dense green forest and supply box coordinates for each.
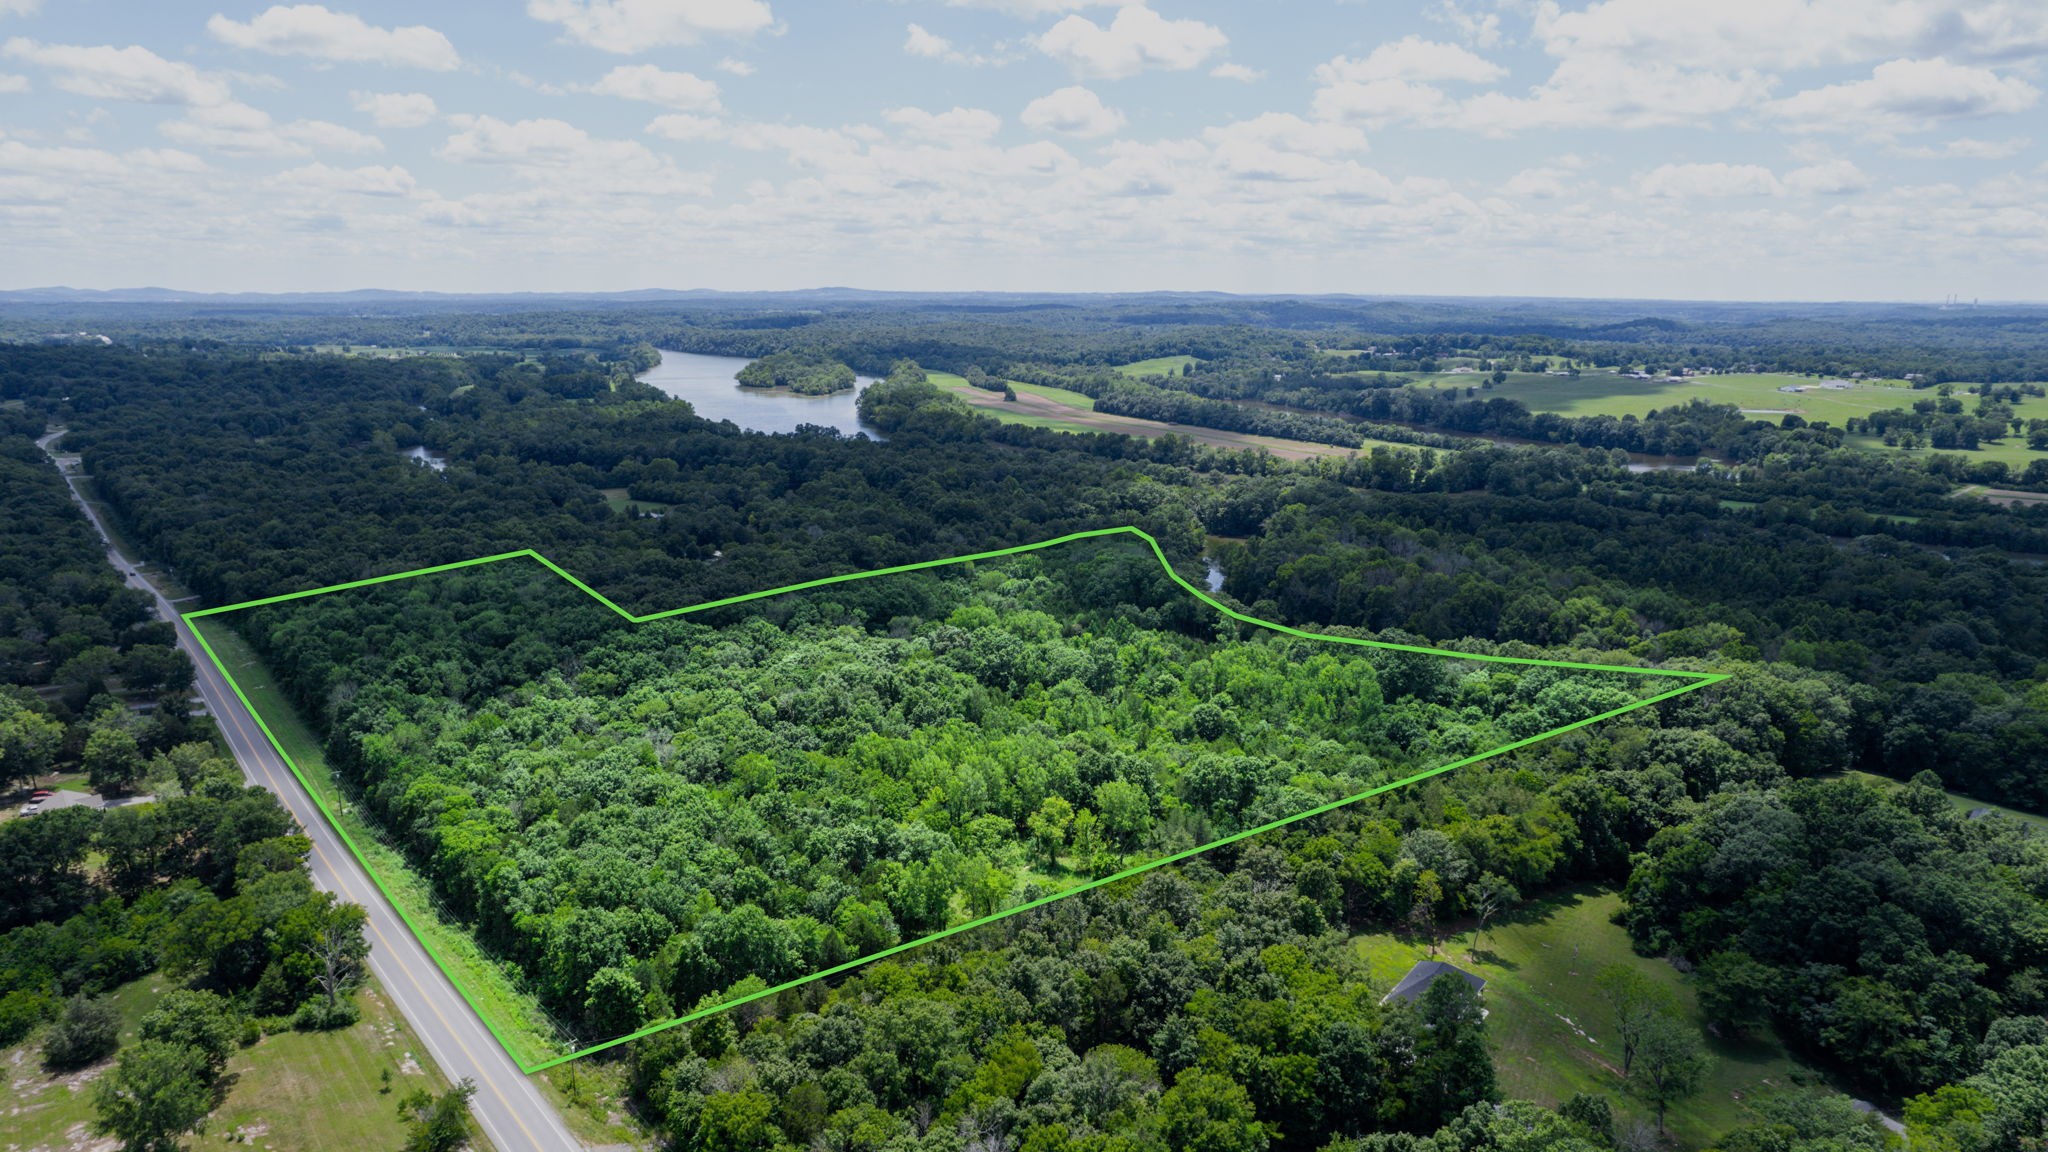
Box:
[738,350,860,395]
[222,540,1660,1043]
[2,297,2047,1151]
[0,425,195,794]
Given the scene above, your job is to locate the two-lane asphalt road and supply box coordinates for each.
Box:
[38,431,581,1152]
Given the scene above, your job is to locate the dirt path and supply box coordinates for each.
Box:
[1953,484,2048,507]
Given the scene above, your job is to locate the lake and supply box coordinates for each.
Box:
[639,350,887,439]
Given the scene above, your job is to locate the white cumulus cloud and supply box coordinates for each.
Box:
[1532,0,2048,73]
[207,6,460,70]
[351,90,437,128]
[1783,159,1869,194]
[1636,162,1784,199]
[905,23,952,59]
[161,100,383,156]
[1020,85,1125,137]
[1319,37,1504,85]
[527,0,775,54]
[2,39,232,105]
[271,161,416,196]
[589,63,722,111]
[1035,5,1226,79]
[885,106,1002,144]
[1771,58,2038,136]
[439,113,709,196]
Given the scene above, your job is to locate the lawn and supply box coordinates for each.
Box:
[598,486,670,517]
[1353,887,1844,1149]
[0,977,450,1152]
[1113,355,1198,378]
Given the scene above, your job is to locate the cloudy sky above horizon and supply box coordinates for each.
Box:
[2,0,2045,300]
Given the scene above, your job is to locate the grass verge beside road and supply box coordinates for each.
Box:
[192,618,569,1072]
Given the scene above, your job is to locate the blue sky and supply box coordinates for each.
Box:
[1,0,2044,299]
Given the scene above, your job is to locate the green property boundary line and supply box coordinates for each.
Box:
[181,525,1727,1073]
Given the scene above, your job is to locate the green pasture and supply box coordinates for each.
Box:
[1850,433,2046,470]
[1410,370,2047,473]
[1409,371,1930,421]
[1113,355,1198,378]
[931,372,1097,412]
[1354,888,1842,1149]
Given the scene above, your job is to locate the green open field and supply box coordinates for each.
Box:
[1851,433,2046,469]
[1354,887,1842,1149]
[1412,371,1928,421]
[1413,370,2047,473]
[1113,355,1198,377]
[930,371,1414,460]
[0,977,451,1152]
[598,486,670,517]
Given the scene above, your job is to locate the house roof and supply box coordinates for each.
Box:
[1380,960,1486,1005]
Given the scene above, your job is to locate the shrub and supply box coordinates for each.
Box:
[42,994,121,1069]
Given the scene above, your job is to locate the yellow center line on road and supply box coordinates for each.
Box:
[190,634,553,1152]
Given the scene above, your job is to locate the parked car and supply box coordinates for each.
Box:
[18,801,41,816]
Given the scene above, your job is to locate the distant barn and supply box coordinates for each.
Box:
[1380,960,1486,1006]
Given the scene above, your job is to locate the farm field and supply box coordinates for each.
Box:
[0,977,454,1152]
[931,370,1374,459]
[1952,484,2048,508]
[1414,370,2048,473]
[1410,370,1927,421]
[1352,888,1848,1150]
[1113,355,1198,377]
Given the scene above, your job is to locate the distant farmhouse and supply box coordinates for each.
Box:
[1381,960,1487,1007]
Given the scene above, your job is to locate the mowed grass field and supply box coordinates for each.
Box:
[1412,370,2048,473]
[1354,887,1841,1149]
[1113,355,1198,377]
[928,371,1372,460]
[0,977,449,1152]
[1411,371,1927,421]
